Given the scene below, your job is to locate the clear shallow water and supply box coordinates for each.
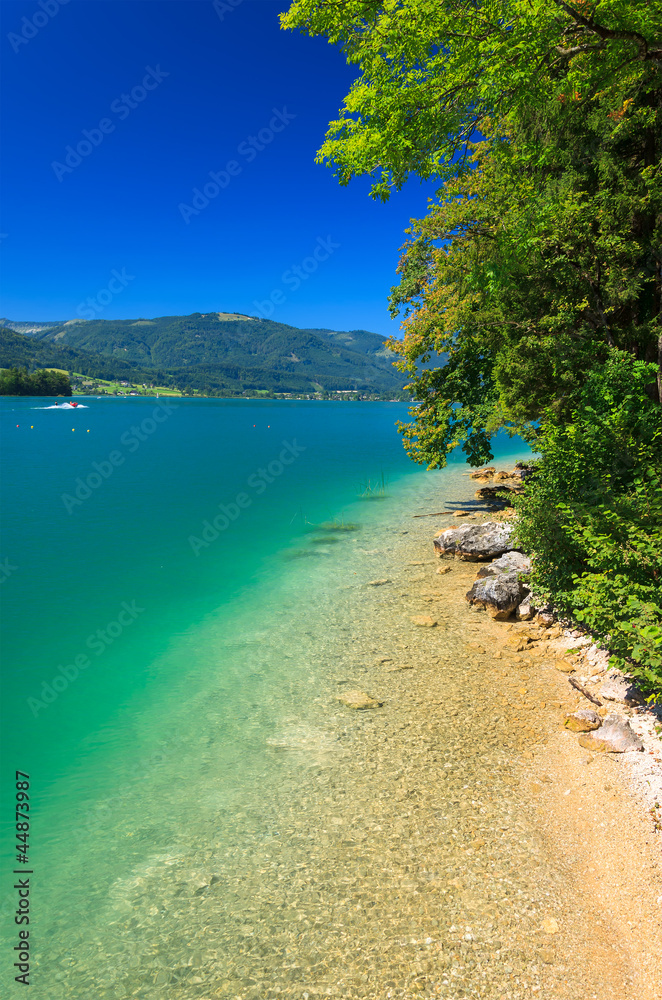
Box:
[1,398,610,999]
[0,398,428,804]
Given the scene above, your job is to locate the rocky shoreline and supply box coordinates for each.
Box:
[431,465,662,839]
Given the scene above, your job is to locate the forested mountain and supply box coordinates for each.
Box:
[0,313,407,394]
[0,325,160,385]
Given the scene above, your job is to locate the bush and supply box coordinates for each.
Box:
[514,351,662,694]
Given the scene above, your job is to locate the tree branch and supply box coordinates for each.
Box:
[550,0,653,60]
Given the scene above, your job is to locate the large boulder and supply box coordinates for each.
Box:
[433,522,515,562]
[465,571,526,620]
[476,551,531,579]
[578,716,644,753]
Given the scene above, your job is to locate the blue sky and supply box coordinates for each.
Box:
[0,0,436,336]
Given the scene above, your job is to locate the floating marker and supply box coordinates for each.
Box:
[31,425,33,429]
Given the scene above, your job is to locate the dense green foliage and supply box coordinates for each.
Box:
[514,354,662,691]
[284,0,662,689]
[0,366,72,396]
[283,0,662,200]
[0,315,407,395]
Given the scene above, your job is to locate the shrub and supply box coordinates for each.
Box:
[514,351,662,693]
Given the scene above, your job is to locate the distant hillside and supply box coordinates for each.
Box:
[0,313,406,394]
[0,326,162,385]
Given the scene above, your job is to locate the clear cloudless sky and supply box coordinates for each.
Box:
[0,0,438,336]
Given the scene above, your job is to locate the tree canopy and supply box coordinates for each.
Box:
[282,1,661,198]
[283,0,661,464]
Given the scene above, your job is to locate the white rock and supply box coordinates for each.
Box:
[465,572,526,620]
[433,522,515,561]
[599,668,643,706]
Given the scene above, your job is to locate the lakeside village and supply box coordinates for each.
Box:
[68,374,410,402]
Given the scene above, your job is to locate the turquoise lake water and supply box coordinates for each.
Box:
[1,400,414,786]
[2,398,522,814]
[2,397,581,1000]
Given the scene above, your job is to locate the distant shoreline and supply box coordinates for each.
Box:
[1,393,411,402]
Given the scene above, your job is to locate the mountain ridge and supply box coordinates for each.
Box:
[0,313,406,395]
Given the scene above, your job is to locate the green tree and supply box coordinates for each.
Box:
[283,1,662,449]
[283,2,661,195]
[0,367,30,395]
[386,94,661,466]
[0,367,72,396]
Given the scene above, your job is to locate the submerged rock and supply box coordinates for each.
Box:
[578,716,644,753]
[465,571,526,620]
[411,615,438,627]
[466,641,486,654]
[433,522,515,561]
[338,690,383,710]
